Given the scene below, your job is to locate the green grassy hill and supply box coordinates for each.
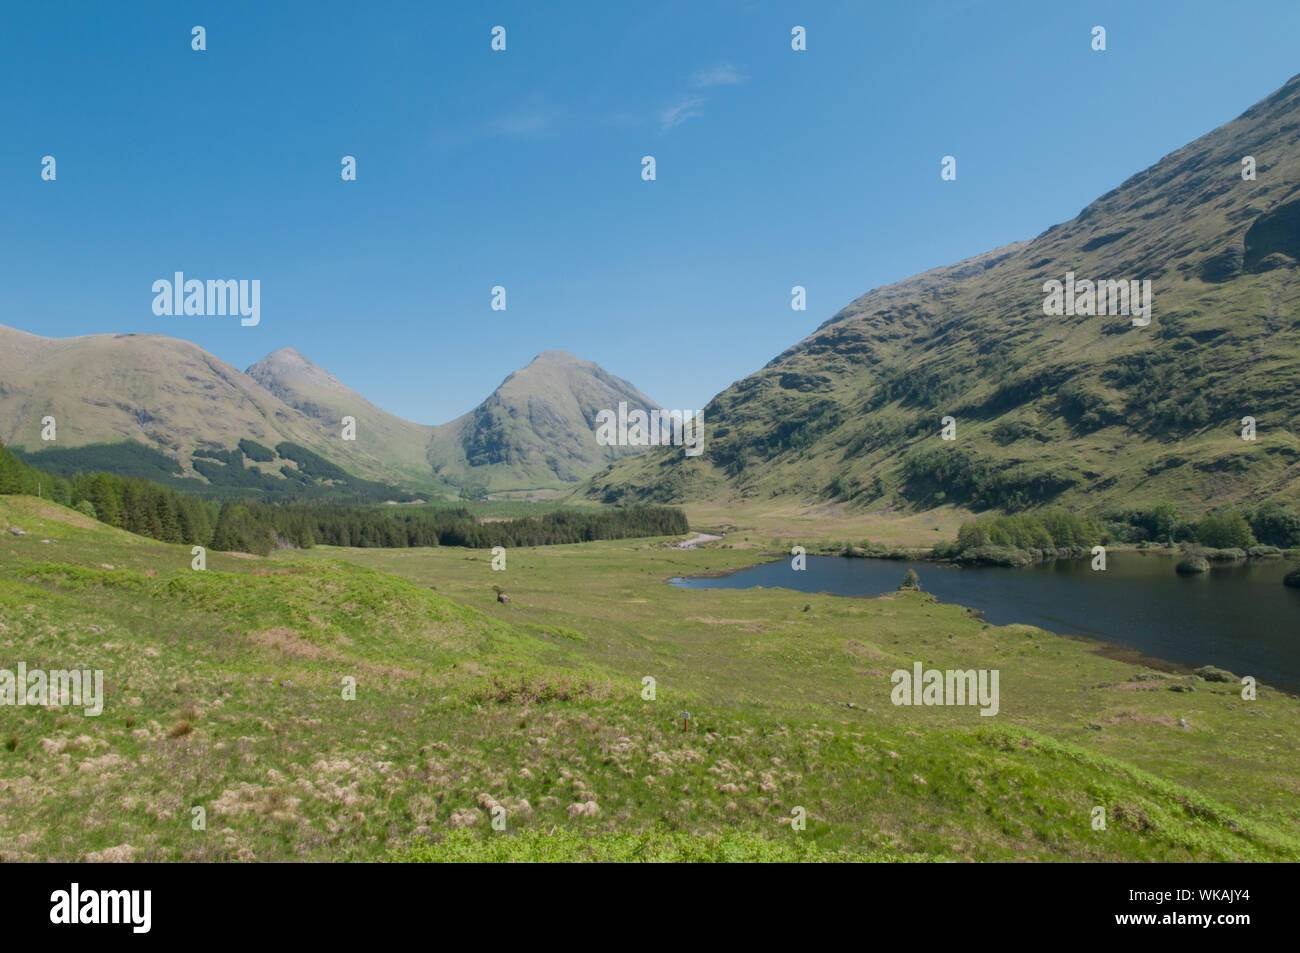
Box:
[583,72,1300,518]
[0,325,434,494]
[1,326,661,500]
[2,495,1295,862]
[246,347,442,490]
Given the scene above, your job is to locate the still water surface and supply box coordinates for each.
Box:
[671,553,1300,693]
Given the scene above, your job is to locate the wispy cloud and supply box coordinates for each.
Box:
[469,67,744,142]
[691,63,747,88]
[432,100,564,151]
[659,96,704,132]
[487,110,555,138]
[654,64,747,133]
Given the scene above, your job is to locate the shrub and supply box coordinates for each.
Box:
[1250,503,1300,548]
[1194,665,1236,683]
[1195,510,1255,549]
[954,511,1101,553]
[990,419,1036,445]
[1176,543,1210,574]
[898,569,921,591]
[957,545,1033,567]
[1151,503,1179,543]
[74,499,97,520]
[1103,505,1187,546]
[931,539,961,560]
[1203,547,1246,562]
[1039,511,1103,548]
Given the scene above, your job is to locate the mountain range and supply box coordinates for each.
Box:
[0,326,657,499]
[5,72,1300,516]
[582,72,1300,517]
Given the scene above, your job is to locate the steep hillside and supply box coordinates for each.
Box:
[246,346,439,487]
[0,326,416,490]
[1,328,659,498]
[428,350,659,495]
[584,73,1300,516]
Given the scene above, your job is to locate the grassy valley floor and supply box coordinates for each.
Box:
[0,495,1296,862]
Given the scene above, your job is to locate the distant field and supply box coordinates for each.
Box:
[1,495,1296,862]
[677,499,974,548]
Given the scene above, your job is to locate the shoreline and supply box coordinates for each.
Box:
[668,548,1300,698]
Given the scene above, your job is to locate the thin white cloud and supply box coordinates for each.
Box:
[691,63,746,88]
[487,109,556,138]
[433,103,562,151]
[659,96,704,132]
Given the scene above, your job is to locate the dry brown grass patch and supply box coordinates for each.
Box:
[248,627,332,660]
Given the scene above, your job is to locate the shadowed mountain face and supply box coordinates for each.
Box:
[584,73,1300,514]
[427,350,660,494]
[1,329,657,496]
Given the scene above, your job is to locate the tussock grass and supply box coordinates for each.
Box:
[2,495,1297,862]
[391,827,889,863]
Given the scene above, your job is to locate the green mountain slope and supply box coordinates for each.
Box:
[584,73,1300,516]
[0,326,415,490]
[1,328,659,498]
[427,350,660,495]
[246,346,439,488]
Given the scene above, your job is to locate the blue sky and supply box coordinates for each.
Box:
[3,0,1298,424]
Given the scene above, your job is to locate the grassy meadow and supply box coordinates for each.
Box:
[1,494,1297,862]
